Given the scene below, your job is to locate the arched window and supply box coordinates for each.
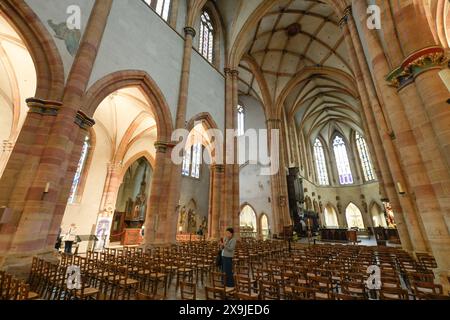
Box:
[182,143,202,179]
[237,104,245,136]
[345,203,365,229]
[313,139,329,185]
[68,135,90,203]
[333,135,353,185]
[144,0,171,21]
[355,132,376,182]
[199,10,214,63]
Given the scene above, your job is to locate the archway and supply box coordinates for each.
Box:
[61,82,163,252]
[345,203,365,229]
[324,204,339,228]
[240,204,257,238]
[109,157,152,244]
[0,13,37,177]
[260,213,270,240]
[370,202,387,228]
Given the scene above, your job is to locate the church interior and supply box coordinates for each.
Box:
[0,0,449,301]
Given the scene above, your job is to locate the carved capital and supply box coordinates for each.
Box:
[154,141,175,153]
[386,46,448,88]
[75,111,95,129]
[26,98,62,116]
[339,6,352,28]
[224,68,239,77]
[184,26,196,38]
[212,164,225,173]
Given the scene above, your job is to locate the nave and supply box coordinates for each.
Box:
[1,240,448,301]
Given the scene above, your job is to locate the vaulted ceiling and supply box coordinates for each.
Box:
[236,0,361,143]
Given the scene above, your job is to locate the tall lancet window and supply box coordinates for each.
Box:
[68,135,90,203]
[355,132,376,182]
[199,10,214,63]
[313,139,329,185]
[182,146,192,177]
[182,143,202,179]
[333,135,353,185]
[144,0,171,21]
[237,104,245,136]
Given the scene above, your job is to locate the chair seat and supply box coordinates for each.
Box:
[138,270,151,275]
[226,287,235,293]
[27,291,40,300]
[76,287,99,297]
[119,278,139,286]
[150,272,167,278]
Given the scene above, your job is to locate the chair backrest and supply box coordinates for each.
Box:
[180,281,196,300]
[205,286,225,300]
[380,287,409,300]
[259,280,280,300]
[290,285,315,300]
[211,272,226,288]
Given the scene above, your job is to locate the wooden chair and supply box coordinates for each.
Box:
[335,293,363,300]
[259,280,280,300]
[72,275,100,300]
[379,287,409,300]
[290,285,315,300]
[113,265,139,300]
[234,275,259,300]
[180,281,197,300]
[341,281,366,299]
[15,282,39,300]
[205,286,225,300]
[210,271,235,298]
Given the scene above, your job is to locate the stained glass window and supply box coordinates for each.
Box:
[199,11,214,63]
[68,135,90,203]
[237,104,245,136]
[191,143,202,179]
[333,135,353,185]
[182,145,191,177]
[181,143,202,178]
[313,139,329,185]
[144,0,171,21]
[355,132,376,182]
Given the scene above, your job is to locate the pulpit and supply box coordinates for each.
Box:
[121,228,142,246]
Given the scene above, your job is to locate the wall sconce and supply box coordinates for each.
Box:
[44,182,50,194]
[397,182,405,195]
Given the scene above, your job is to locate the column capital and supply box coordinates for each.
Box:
[75,110,96,129]
[224,68,239,76]
[266,118,282,124]
[338,6,352,28]
[154,141,176,153]
[211,164,225,173]
[26,98,62,116]
[386,46,448,88]
[184,26,196,38]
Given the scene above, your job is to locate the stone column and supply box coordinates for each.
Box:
[223,68,239,236]
[340,6,415,251]
[0,0,112,273]
[266,119,291,236]
[209,164,224,239]
[385,0,450,289]
[349,3,433,255]
[145,26,196,245]
[144,141,175,245]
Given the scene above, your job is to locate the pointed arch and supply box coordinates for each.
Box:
[81,70,173,142]
[345,202,365,229]
[0,0,65,100]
